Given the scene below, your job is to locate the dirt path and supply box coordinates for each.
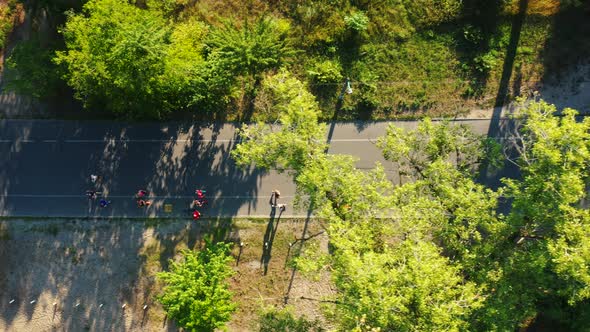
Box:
[0,218,332,331]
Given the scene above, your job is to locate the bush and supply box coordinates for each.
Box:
[306,59,343,84]
[474,51,499,73]
[157,243,236,332]
[259,306,324,332]
[344,11,369,32]
[0,0,20,51]
[5,38,62,98]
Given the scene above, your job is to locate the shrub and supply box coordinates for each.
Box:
[157,243,236,332]
[474,51,499,73]
[0,0,20,51]
[344,11,369,32]
[306,59,343,84]
[259,306,324,332]
[5,38,62,98]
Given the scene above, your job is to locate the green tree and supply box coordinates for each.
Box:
[157,243,236,332]
[233,78,487,331]
[377,119,506,278]
[377,118,501,179]
[508,101,590,304]
[5,38,63,98]
[473,100,590,330]
[295,154,484,331]
[55,0,171,118]
[157,19,213,111]
[231,70,326,174]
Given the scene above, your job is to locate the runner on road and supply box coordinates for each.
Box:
[86,190,99,200]
[137,199,152,207]
[195,189,206,199]
[192,210,201,221]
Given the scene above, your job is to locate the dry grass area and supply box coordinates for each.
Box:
[0,217,333,331]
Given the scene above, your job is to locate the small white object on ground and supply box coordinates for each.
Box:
[30,300,36,304]
[121,304,126,309]
[9,299,15,304]
[99,303,104,308]
[143,305,148,310]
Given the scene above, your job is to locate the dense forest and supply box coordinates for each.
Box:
[1,0,589,120]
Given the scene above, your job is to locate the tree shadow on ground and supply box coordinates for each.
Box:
[477,0,528,188]
[0,120,265,218]
[0,119,264,330]
[0,217,242,331]
[537,3,590,113]
[454,0,505,97]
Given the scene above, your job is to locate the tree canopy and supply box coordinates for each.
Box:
[55,0,172,118]
[232,79,590,330]
[157,242,236,332]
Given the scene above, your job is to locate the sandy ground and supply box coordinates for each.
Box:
[464,63,590,119]
[0,218,333,332]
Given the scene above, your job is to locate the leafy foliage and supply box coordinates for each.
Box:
[377,118,502,178]
[55,0,171,118]
[157,243,236,331]
[5,38,63,98]
[471,100,590,330]
[506,100,590,304]
[0,0,20,50]
[205,17,295,79]
[234,80,487,331]
[344,11,369,32]
[231,70,326,174]
[306,58,343,84]
[234,83,590,330]
[258,306,324,332]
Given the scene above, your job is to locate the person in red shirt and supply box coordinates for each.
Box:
[192,210,201,221]
[195,189,205,199]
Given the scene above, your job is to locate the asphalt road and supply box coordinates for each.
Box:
[0,119,515,218]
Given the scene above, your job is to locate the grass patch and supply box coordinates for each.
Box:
[0,0,21,51]
[0,222,10,240]
[27,223,60,236]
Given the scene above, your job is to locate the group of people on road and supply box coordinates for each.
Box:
[85,174,208,221]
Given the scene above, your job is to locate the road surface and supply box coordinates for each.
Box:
[0,119,515,218]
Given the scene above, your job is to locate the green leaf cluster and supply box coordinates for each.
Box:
[231,70,326,174]
[55,0,172,118]
[157,243,236,331]
[205,17,295,79]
